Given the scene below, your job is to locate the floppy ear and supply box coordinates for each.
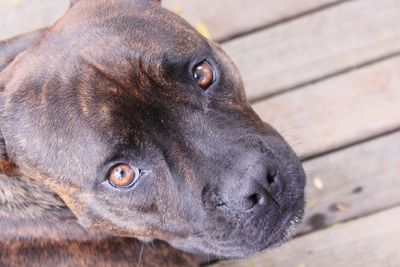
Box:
[0,93,90,239]
[0,95,96,240]
[0,0,83,72]
[0,9,43,176]
[0,91,94,239]
[0,92,20,177]
[0,172,98,241]
[0,131,20,177]
[0,29,47,73]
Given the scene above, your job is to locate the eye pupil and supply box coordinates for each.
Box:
[193,61,214,89]
[115,168,125,179]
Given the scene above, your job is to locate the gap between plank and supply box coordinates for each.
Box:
[297,128,400,235]
[218,0,353,44]
[250,50,400,104]
[300,126,400,162]
[295,203,400,239]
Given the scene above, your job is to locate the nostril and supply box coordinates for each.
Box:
[225,181,269,212]
[267,170,276,185]
[247,192,266,207]
[248,193,259,206]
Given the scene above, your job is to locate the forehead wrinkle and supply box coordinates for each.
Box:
[80,57,154,107]
[80,57,132,93]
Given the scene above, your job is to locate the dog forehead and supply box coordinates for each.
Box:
[55,0,206,56]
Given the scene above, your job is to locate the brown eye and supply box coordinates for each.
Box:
[108,164,139,188]
[193,61,215,89]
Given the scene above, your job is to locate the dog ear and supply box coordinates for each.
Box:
[0,29,46,73]
[0,32,27,178]
[0,92,20,176]
[0,172,96,241]
[0,1,83,71]
[0,130,20,177]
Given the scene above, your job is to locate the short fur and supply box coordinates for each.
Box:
[0,0,306,264]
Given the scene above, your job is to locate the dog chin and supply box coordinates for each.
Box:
[168,209,303,259]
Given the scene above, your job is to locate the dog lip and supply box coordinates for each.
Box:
[273,205,304,237]
[281,211,294,226]
[165,205,304,258]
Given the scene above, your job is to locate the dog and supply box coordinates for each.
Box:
[0,0,306,265]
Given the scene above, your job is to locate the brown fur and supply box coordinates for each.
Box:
[0,172,197,266]
[0,0,305,264]
[1,237,196,267]
[0,0,198,266]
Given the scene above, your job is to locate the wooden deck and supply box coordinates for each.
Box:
[2,0,400,266]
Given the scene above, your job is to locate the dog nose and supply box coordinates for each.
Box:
[225,167,280,212]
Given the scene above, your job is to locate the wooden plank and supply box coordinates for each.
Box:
[163,0,338,41]
[252,56,400,159]
[2,0,340,42]
[222,0,400,100]
[214,206,400,267]
[300,131,400,234]
[0,0,69,40]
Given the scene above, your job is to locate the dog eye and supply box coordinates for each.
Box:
[193,61,215,89]
[108,164,140,188]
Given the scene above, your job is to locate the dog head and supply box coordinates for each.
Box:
[0,0,305,258]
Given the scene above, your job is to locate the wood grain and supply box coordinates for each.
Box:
[300,131,400,233]
[214,206,400,267]
[163,0,338,41]
[222,0,400,100]
[253,56,400,159]
[1,0,339,41]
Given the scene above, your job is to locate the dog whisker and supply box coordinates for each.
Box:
[192,231,207,238]
[137,243,144,267]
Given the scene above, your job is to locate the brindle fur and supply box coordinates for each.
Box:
[0,239,196,267]
[0,154,195,266]
[0,0,306,265]
[0,1,196,266]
